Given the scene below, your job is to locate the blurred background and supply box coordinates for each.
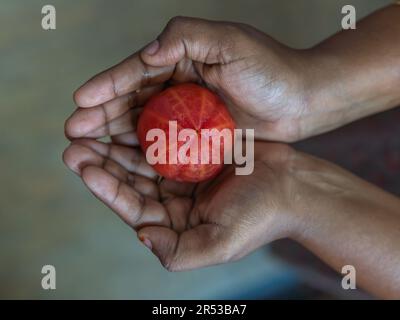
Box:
[0,0,397,299]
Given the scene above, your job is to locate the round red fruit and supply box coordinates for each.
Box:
[137,83,236,182]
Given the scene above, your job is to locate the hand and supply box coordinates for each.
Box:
[67,16,314,143]
[64,12,400,297]
[63,138,400,298]
[68,10,400,144]
[63,139,297,270]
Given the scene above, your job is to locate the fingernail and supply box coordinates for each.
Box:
[139,235,153,251]
[143,40,159,56]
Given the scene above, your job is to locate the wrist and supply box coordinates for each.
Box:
[254,47,319,142]
[298,42,400,139]
[283,151,400,245]
[257,146,307,242]
[288,48,349,140]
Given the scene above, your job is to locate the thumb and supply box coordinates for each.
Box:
[138,224,225,271]
[141,17,239,67]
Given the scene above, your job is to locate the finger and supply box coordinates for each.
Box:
[104,160,159,201]
[66,95,136,139]
[63,142,159,200]
[141,17,241,67]
[67,93,134,139]
[168,57,202,85]
[68,108,140,139]
[82,166,170,229]
[64,139,158,180]
[138,224,226,271]
[111,132,139,146]
[74,53,174,108]
[66,85,162,139]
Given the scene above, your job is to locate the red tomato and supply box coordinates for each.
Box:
[137,83,236,182]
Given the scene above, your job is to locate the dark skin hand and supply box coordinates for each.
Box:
[63,140,292,271]
[63,139,400,298]
[65,5,400,298]
[67,6,400,145]
[67,17,309,143]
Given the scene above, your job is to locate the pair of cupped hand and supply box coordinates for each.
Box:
[63,17,349,271]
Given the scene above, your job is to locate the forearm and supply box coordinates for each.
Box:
[290,163,400,298]
[301,4,400,138]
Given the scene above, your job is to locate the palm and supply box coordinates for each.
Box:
[63,137,235,270]
[64,134,286,270]
[63,132,230,234]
